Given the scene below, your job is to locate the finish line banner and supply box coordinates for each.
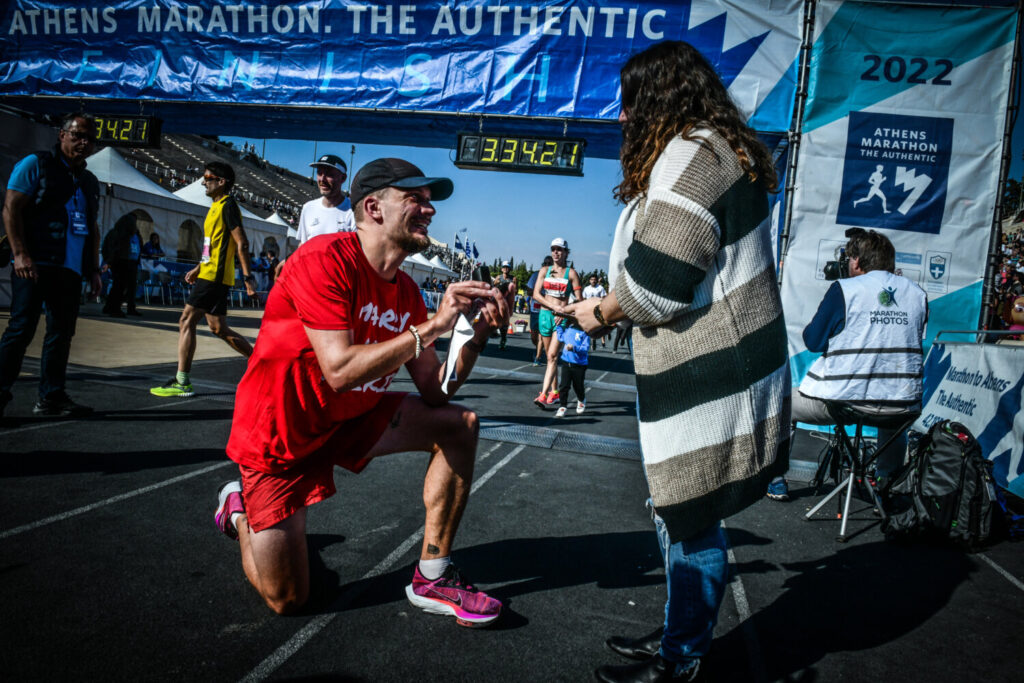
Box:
[915,342,1024,495]
[781,0,1016,381]
[0,0,800,130]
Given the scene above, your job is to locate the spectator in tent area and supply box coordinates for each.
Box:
[0,112,103,418]
[213,158,511,624]
[101,213,143,318]
[150,161,257,399]
[141,232,165,259]
[266,251,280,286]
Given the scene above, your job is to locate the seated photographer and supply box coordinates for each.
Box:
[769,229,927,500]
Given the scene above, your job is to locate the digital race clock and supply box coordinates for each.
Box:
[455,132,584,176]
[94,115,162,149]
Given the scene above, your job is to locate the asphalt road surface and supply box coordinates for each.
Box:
[1,303,1021,682]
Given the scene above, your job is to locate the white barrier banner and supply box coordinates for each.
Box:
[781,1,1017,384]
[915,342,1024,495]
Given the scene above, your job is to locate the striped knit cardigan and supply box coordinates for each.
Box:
[613,129,791,542]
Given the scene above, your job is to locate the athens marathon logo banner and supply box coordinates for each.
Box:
[837,112,952,235]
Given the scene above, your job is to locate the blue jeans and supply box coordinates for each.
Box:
[649,501,728,666]
[0,266,82,400]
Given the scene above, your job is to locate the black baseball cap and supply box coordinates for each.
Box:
[349,158,454,206]
[309,154,347,174]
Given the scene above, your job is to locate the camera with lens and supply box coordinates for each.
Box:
[823,247,849,281]
[822,228,866,280]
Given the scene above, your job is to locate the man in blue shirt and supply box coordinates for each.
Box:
[0,113,102,418]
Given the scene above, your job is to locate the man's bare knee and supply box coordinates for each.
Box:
[207,316,229,338]
[263,585,308,615]
[427,406,478,453]
[179,308,200,330]
[459,408,479,442]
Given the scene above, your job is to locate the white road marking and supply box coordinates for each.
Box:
[723,520,765,683]
[977,553,1024,592]
[0,460,234,540]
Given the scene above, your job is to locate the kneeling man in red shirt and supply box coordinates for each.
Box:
[216,158,510,625]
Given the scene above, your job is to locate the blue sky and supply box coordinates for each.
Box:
[227,137,625,277]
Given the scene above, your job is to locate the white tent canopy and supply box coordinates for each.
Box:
[399,252,439,285]
[87,147,182,200]
[266,211,290,226]
[428,255,458,278]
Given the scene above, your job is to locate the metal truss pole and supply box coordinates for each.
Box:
[983,1,1023,331]
[777,0,817,287]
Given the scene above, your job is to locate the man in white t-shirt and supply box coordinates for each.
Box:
[296,154,356,244]
[582,274,608,347]
[582,274,607,300]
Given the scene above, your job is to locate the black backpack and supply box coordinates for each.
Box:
[881,420,998,549]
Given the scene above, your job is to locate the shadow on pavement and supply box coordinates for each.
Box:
[303,531,666,626]
[0,447,230,477]
[0,407,236,432]
[711,540,974,682]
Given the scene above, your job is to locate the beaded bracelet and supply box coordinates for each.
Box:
[408,324,423,359]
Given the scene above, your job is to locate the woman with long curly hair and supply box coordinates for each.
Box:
[568,41,791,682]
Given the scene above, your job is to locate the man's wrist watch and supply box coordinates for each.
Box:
[244,274,256,283]
[593,302,608,326]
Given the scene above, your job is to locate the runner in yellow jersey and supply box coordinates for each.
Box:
[151,161,257,397]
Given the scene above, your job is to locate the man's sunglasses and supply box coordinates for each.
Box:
[63,131,96,143]
[202,175,223,183]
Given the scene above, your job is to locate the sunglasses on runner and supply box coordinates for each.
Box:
[64,131,96,143]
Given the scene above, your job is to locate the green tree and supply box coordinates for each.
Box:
[513,262,531,291]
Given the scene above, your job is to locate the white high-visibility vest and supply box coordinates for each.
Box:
[799,270,927,404]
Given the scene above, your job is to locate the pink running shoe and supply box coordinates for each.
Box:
[405,564,502,628]
[214,481,245,540]
[544,390,560,405]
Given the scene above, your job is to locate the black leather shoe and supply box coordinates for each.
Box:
[33,391,93,417]
[595,654,703,682]
[607,626,664,660]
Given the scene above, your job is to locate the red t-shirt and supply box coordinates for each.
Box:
[227,232,428,473]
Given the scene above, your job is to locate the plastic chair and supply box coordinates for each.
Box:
[140,271,166,305]
[167,276,190,305]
